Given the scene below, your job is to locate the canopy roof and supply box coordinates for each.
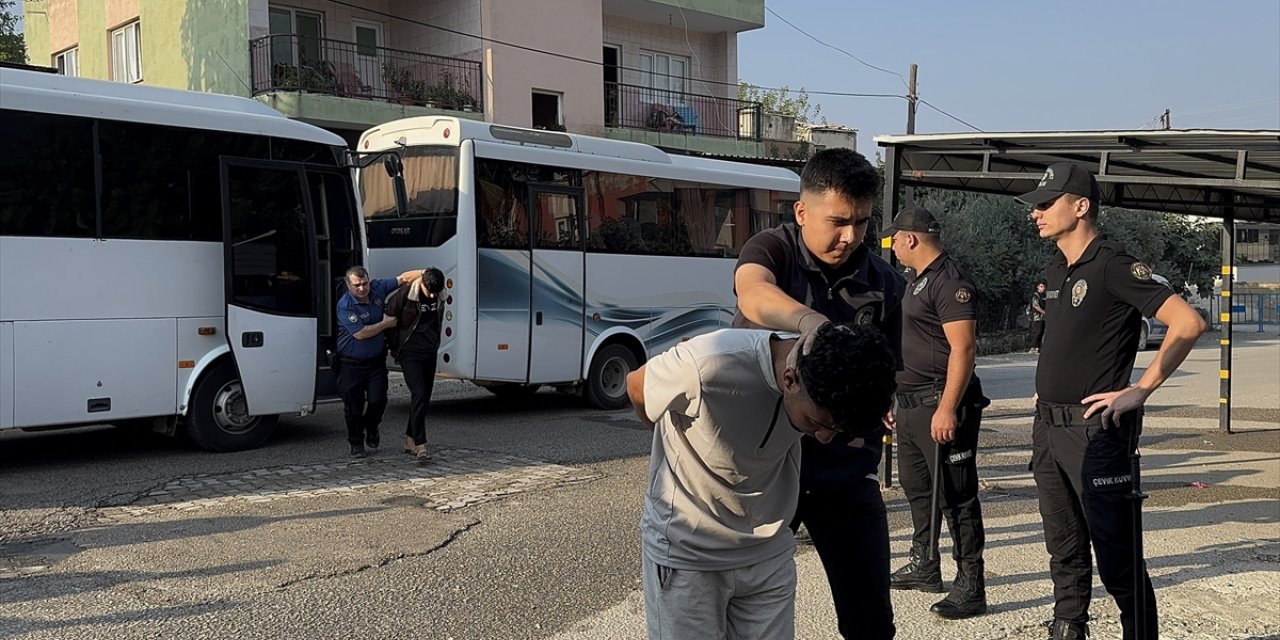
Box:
[875,130,1280,222]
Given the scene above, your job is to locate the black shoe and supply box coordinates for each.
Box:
[890,545,944,593]
[350,444,366,458]
[1048,619,1088,640]
[365,430,380,450]
[930,566,987,619]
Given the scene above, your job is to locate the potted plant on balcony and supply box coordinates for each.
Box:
[383,62,423,105]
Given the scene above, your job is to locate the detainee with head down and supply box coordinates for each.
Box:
[626,323,898,640]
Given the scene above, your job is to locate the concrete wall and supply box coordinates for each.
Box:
[482,0,603,134]
[602,12,733,99]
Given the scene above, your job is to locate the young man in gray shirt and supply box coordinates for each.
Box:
[626,323,898,640]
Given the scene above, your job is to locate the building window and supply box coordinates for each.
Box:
[637,51,688,96]
[111,22,142,83]
[531,91,563,131]
[54,47,79,77]
[269,6,324,66]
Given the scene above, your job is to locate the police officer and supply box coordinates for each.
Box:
[734,147,905,640]
[1018,163,1206,640]
[883,206,989,620]
[336,266,421,458]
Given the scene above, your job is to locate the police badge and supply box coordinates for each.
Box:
[912,276,929,296]
[1130,262,1152,281]
[955,287,972,304]
[855,306,876,326]
[1071,279,1088,307]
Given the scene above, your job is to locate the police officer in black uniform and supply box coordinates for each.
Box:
[1018,163,1206,640]
[734,148,905,640]
[335,266,421,458]
[883,206,989,620]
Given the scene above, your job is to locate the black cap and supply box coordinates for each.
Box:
[883,205,941,237]
[1016,162,1103,207]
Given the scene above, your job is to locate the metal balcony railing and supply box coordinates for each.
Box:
[605,81,763,141]
[250,34,483,112]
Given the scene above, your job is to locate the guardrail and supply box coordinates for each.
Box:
[250,34,483,112]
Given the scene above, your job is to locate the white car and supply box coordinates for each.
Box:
[1138,274,1175,350]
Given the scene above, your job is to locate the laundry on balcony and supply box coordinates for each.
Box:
[645,104,697,133]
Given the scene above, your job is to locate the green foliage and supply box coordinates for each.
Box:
[738,81,826,125]
[0,0,26,64]
[1097,209,1220,295]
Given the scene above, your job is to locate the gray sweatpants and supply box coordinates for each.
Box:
[642,550,796,640]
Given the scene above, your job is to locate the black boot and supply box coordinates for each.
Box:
[1048,618,1088,639]
[930,562,987,619]
[890,545,944,593]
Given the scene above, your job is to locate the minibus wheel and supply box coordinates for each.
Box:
[186,360,279,452]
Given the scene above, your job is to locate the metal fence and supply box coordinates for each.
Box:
[1209,292,1280,332]
[249,35,483,112]
[605,82,762,140]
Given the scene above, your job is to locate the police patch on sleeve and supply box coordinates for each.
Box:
[954,287,972,304]
[1130,262,1152,281]
[347,313,358,324]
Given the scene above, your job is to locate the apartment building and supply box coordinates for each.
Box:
[22,0,804,160]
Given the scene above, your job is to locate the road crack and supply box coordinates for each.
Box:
[272,520,480,590]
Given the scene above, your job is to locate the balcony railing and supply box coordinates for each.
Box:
[605,81,763,141]
[250,34,483,112]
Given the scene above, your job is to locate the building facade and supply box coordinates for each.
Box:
[22,0,804,159]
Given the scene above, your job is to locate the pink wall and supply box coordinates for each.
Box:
[481,0,604,134]
[47,0,79,53]
[105,0,139,29]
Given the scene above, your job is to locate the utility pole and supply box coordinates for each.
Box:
[904,63,918,205]
[881,63,918,489]
[1161,108,1171,130]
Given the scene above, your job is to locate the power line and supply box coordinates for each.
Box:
[761,4,982,132]
[320,0,902,100]
[764,5,909,91]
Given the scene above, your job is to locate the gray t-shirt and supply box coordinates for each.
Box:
[641,329,801,571]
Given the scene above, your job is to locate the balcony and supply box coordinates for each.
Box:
[249,35,483,113]
[605,81,762,141]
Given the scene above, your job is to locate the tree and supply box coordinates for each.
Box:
[1097,208,1220,296]
[0,0,25,64]
[738,81,826,125]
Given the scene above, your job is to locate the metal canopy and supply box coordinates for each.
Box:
[875,130,1280,221]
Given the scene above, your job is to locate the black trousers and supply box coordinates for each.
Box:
[1031,404,1157,640]
[337,357,389,447]
[399,339,439,446]
[795,476,894,640]
[896,396,985,568]
[1030,320,1046,349]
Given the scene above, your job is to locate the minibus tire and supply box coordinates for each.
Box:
[186,360,279,452]
[585,344,638,410]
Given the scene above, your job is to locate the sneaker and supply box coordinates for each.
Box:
[794,524,814,546]
[349,443,366,458]
[365,430,380,450]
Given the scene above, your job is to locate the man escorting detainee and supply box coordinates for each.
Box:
[884,205,990,620]
[733,147,904,639]
[1019,162,1206,640]
[335,265,423,458]
[627,324,898,640]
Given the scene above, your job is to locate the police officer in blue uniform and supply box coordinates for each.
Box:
[1018,163,1206,640]
[336,265,421,458]
[883,206,989,620]
[734,148,905,640]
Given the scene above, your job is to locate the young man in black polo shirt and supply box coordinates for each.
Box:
[884,206,989,620]
[1018,163,1206,640]
[733,147,905,640]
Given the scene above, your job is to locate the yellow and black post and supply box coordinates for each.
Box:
[1219,213,1235,434]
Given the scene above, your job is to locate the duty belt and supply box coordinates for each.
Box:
[895,387,940,410]
[1035,401,1101,428]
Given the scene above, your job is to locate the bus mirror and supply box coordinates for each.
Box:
[382,154,403,178]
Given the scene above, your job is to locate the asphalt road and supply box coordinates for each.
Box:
[1,334,1276,639]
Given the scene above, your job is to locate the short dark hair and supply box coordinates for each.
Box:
[422,267,445,293]
[797,322,897,436]
[800,148,880,203]
[1063,193,1099,219]
[345,265,370,281]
